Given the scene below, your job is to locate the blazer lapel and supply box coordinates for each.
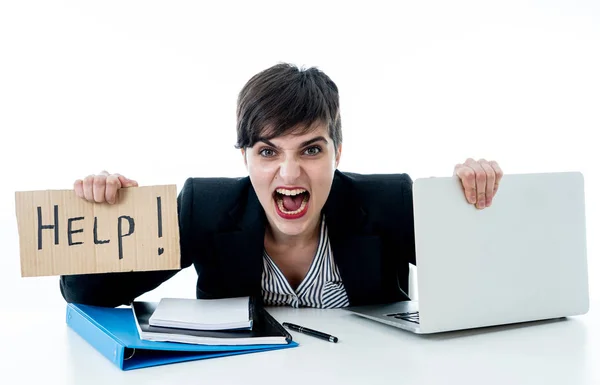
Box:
[323,171,386,306]
[212,183,266,298]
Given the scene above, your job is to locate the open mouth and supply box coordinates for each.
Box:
[273,188,310,218]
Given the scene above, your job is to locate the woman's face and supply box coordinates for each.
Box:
[243,123,341,238]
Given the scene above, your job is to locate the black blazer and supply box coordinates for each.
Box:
[59,170,416,307]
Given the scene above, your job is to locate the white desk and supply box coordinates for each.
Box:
[1,301,598,385]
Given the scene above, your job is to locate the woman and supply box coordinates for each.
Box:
[60,63,503,308]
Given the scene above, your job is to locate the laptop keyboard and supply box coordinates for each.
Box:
[386,311,420,324]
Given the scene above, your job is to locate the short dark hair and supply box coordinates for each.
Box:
[235,63,342,150]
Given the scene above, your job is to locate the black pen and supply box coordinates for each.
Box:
[282,322,339,343]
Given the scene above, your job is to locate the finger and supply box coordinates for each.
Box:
[453,163,462,177]
[99,170,110,176]
[92,174,107,203]
[73,179,84,199]
[466,159,487,209]
[489,161,504,196]
[478,159,496,207]
[83,175,95,202]
[455,165,477,204]
[114,173,138,188]
[105,175,122,204]
[125,178,139,187]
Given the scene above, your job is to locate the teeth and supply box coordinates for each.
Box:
[276,194,309,215]
[275,188,307,196]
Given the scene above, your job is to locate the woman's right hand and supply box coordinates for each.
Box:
[74,170,139,204]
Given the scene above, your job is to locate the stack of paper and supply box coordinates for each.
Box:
[131,297,292,346]
[149,297,253,330]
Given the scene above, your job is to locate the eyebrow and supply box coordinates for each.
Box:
[258,136,329,149]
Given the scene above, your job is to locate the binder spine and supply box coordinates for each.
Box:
[66,304,126,369]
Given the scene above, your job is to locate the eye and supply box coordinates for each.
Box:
[259,148,276,157]
[303,146,322,156]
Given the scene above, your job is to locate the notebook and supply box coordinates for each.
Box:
[132,301,292,346]
[66,303,298,371]
[149,297,253,330]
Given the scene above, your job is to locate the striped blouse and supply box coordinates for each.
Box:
[261,215,350,308]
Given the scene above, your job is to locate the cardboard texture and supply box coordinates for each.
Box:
[15,185,180,277]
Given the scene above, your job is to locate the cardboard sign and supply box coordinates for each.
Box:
[15,185,181,277]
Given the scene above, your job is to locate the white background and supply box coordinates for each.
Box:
[0,1,598,311]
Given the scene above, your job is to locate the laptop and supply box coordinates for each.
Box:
[343,171,589,334]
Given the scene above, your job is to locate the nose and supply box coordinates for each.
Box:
[278,157,301,183]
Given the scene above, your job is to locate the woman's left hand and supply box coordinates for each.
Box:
[453,158,504,209]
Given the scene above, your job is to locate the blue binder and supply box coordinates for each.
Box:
[66,303,298,370]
